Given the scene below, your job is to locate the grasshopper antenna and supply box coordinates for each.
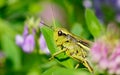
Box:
[40,17,53,28]
[51,4,56,28]
[39,4,56,29]
[40,21,48,26]
[40,20,53,28]
[40,16,51,27]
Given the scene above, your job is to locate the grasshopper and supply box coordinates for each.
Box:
[48,27,93,72]
[40,7,93,72]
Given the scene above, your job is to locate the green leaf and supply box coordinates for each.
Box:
[85,9,104,38]
[40,26,57,54]
[42,66,91,75]
[0,19,16,38]
[40,26,74,69]
[42,66,74,75]
[1,34,21,70]
[71,23,90,38]
[71,23,83,37]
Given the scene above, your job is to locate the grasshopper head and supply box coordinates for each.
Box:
[53,28,70,45]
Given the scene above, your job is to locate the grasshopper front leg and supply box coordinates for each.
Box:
[49,49,66,60]
[75,63,79,69]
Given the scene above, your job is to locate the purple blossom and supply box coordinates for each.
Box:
[93,0,104,22]
[39,34,50,54]
[0,51,5,59]
[15,35,24,46]
[116,0,120,8]
[23,25,29,37]
[15,26,35,53]
[116,13,120,23]
[83,0,92,8]
[22,34,35,53]
[92,0,120,23]
[0,51,6,67]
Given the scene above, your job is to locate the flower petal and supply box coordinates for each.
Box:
[15,35,24,46]
[39,34,50,54]
[22,34,35,53]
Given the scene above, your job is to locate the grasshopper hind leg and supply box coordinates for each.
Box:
[74,61,93,73]
[71,55,93,73]
[83,60,94,73]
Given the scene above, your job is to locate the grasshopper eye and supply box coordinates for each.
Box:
[58,30,62,36]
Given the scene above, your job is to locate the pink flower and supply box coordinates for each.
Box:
[91,39,109,63]
[99,58,108,70]
[91,37,120,74]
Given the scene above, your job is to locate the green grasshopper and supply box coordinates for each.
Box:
[40,6,93,72]
[48,27,93,72]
